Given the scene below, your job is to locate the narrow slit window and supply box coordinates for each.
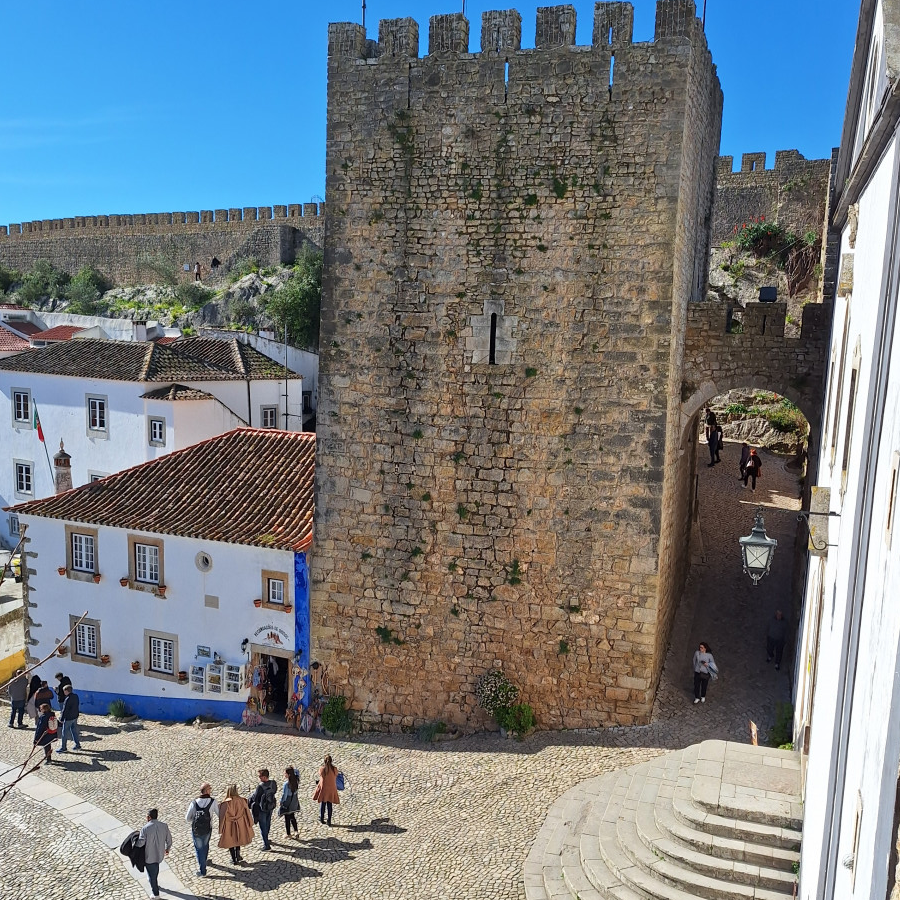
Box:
[489,313,497,365]
[840,367,859,495]
[608,26,613,44]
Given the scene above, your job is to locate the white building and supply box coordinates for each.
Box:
[8,428,315,723]
[0,336,305,548]
[794,1,900,896]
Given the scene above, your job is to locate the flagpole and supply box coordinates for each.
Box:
[33,401,54,481]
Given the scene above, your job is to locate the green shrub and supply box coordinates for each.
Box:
[108,699,129,718]
[174,282,212,309]
[266,248,322,349]
[320,695,353,734]
[736,221,787,258]
[66,266,110,315]
[17,260,69,305]
[229,257,260,282]
[724,403,748,416]
[765,406,807,434]
[0,264,21,295]
[416,720,447,742]
[476,669,519,725]
[504,702,536,736]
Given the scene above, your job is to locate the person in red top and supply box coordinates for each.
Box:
[742,448,762,491]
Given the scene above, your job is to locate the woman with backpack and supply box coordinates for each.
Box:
[312,754,341,826]
[33,702,58,765]
[217,783,253,865]
[185,783,219,877]
[280,766,301,838]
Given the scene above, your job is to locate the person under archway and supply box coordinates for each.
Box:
[743,448,762,491]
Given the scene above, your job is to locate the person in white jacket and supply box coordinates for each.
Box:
[692,642,718,704]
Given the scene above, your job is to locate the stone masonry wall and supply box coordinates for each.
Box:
[0,204,325,284]
[312,1,723,731]
[711,151,831,247]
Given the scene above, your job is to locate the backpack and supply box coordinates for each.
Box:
[46,714,58,736]
[261,784,277,813]
[335,772,346,791]
[191,798,213,836]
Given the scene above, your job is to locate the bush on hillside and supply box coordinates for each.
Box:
[174,282,213,309]
[0,264,21,295]
[66,266,110,315]
[265,247,322,349]
[17,259,70,305]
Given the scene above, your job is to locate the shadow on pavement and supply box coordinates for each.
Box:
[204,859,323,890]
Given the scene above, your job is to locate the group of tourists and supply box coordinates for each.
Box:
[121,755,342,896]
[5,668,82,765]
[705,408,763,490]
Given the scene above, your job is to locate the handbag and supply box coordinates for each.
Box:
[335,772,345,792]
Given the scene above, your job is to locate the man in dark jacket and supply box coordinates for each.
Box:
[119,831,146,872]
[54,672,72,706]
[6,668,27,728]
[248,768,278,850]
[766,610,788,670]
[57,684,81,752]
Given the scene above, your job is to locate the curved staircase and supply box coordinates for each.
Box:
[524,741,801,900]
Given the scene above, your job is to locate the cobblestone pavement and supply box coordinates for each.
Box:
[0,440,800,900]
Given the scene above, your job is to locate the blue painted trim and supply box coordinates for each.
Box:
[78,689,245,723]
[294,552,311,708]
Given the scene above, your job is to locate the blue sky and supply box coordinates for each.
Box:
[0,1,860,224]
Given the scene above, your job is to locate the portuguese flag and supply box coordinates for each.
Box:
[33,403,44,442]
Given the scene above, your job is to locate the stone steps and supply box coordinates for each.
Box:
[524,740,801,900]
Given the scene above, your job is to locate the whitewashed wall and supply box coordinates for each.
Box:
[20,514,296,721]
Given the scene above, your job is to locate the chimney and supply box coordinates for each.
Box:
[53,440,72,494]
[133,320,148,342]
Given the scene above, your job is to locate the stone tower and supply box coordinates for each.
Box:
[313,1,723,730]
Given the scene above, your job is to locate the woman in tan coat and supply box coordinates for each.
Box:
[218,783,254,863]
[312,754,340,826]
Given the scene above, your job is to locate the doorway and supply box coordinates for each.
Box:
[249,647,292,720]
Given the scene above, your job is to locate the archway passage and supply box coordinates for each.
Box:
[654,390,811,740]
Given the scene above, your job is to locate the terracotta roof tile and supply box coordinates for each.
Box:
[140,383,214,401]
[0,330,30,352]
[0,337,293,382]
[7,321,43,337]
[9,428,316,552]
[33,324,84,341]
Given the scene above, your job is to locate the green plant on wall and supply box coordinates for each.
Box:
[321,695,354,734]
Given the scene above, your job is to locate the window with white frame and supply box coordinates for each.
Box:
[89,472,107,483]
[8,515,19,536]
[87,395,107,434]
[14,461,32,495]
[268,577,285,605]
[261,406,278,429]
[149,635,174,675]
[148,417,165,446]
[75,622,98,659]
[135,543,160,584]
[71,533,95,573]
[12,390,30,425]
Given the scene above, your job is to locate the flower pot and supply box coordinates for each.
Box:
[57,645,68,657]
[130,662,141,673]
[177,671,188,682]
[120,577,130,587]
[156,586,167,598]
[58,567,67,576]
[253,599,263,608]
[100,655,111,665]
[283,605,293,613]
[92,574,101,584]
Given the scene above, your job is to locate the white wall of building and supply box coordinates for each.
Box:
[20,514,297,721]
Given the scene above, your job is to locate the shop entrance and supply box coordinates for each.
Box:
[249,645,292,721]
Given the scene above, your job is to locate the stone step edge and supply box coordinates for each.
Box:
[633,804,798,893]
[690,779,802,832]
[618,814,794,900]
[672,790,802,851]
[652,791,800,872]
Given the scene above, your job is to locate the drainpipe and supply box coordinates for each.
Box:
[246,378,252,427]
[818,151,900,899]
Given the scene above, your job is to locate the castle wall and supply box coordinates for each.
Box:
[0,205,324,284]
[313,2,722,731]
[711,151,832,247]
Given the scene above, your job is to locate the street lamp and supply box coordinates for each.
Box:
[740,508,778,585]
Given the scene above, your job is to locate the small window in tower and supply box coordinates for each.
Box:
[489,313,498,365]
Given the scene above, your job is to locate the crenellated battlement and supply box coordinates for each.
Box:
[328,1,703,63]
[715,149,830,178]
[0,202,324,240]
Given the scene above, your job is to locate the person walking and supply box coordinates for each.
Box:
[739,442,751,480]
[313,754,340,826]
[193,261,202,282]
[33,703,59,765]
[692,642,718,704]
[218,783,254,865]
[53,672,72,707]
[704,409,719,467]
[185,783,218,877]
[249,768,278,850]
[25,674,41,723]
[743,447,762,491]
[136,809,172,898]
[280,767,300,838]
[767,610,788,670]
[6,668,27,728]
[57,684,82,752]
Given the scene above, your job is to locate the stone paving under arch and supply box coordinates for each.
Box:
[0,441,798,900]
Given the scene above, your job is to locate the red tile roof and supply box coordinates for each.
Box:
[0,337,293,382]
[32,324,84,342]
[6,321,43,337]
[154,336,179,345]
[0,330,30,352]
[9,428,316,551]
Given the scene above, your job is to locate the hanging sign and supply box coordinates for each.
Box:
[254,624,291,648]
